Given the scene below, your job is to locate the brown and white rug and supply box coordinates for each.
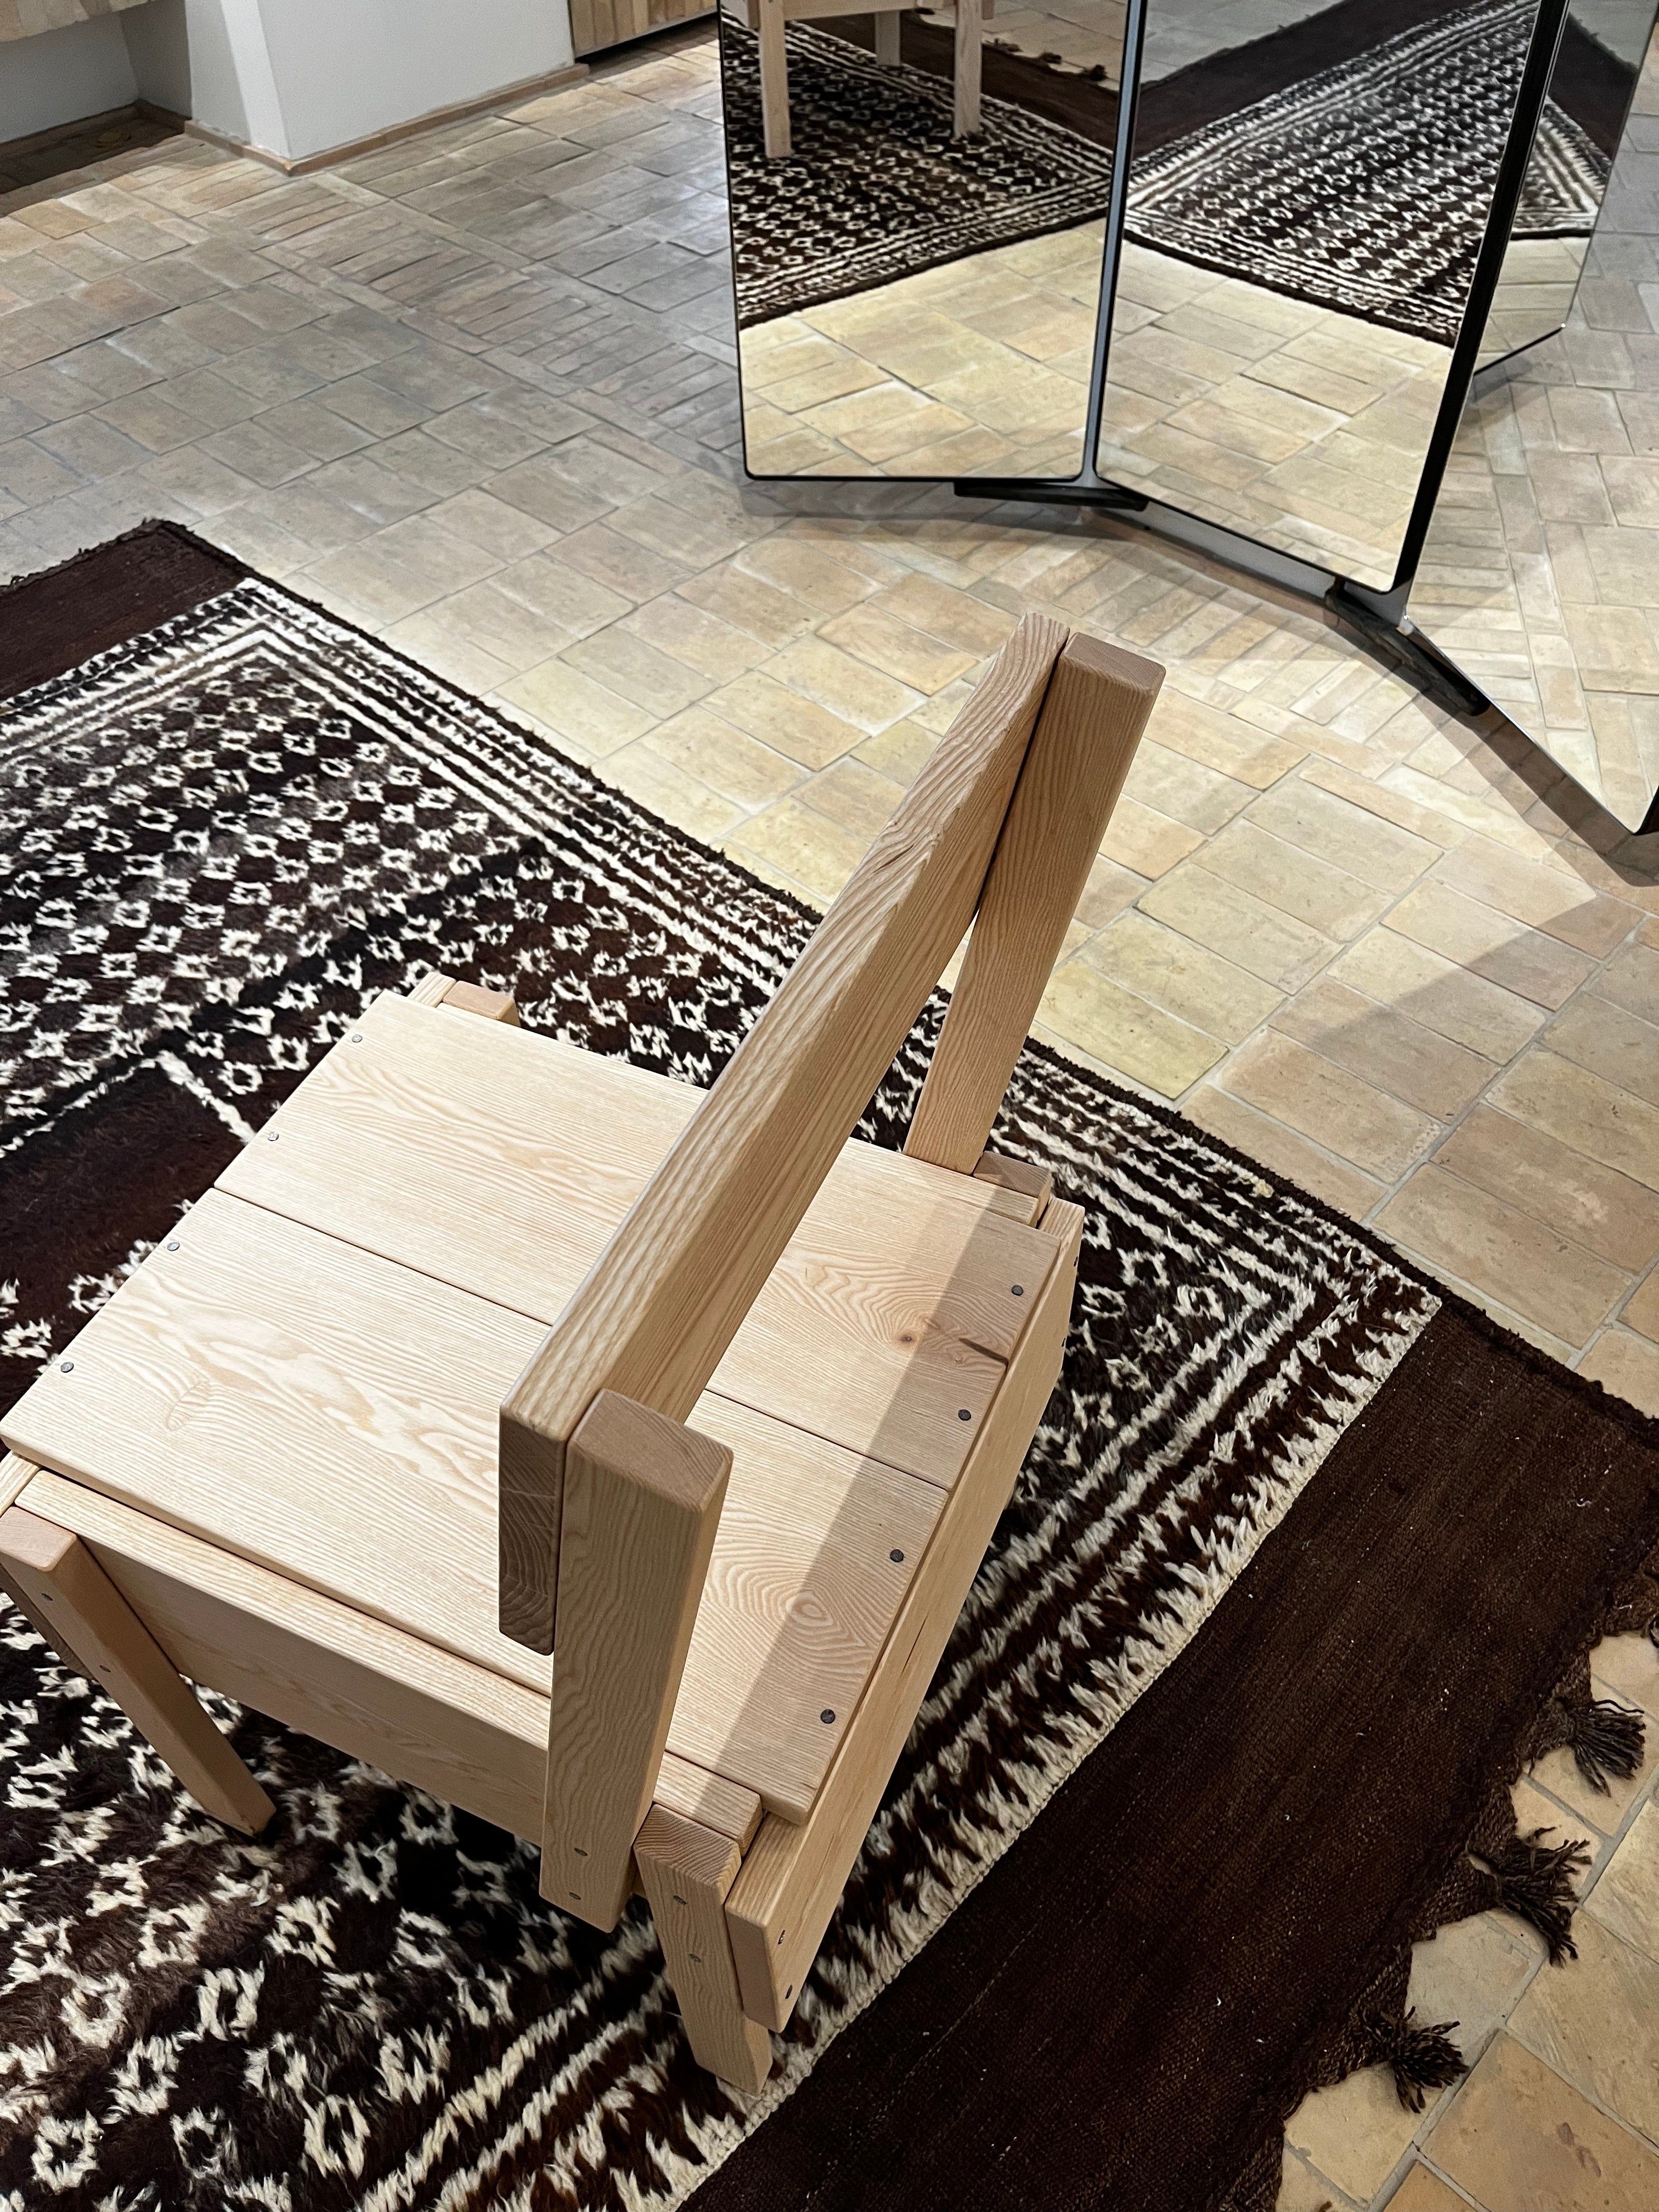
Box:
[3,526,1658,2212]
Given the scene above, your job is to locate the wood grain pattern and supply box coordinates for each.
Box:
[220,994,1049,1499]
[635,1805,771,2090]
[542,1393,730,1928]
[19,1469,759,1845]
[1,1193,951,1821]
[653,1758,762,1848]
[907,635,1163,1175]
[498,613,1065,1649]
[672,1393,942,1818]
[0,1502,275,1835]
[726,1199,1085,2029]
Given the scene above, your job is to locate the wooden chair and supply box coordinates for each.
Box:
[741,0,985,158]
[0,615,1160,2088]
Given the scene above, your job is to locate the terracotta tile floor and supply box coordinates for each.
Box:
[1,31,1658,2209]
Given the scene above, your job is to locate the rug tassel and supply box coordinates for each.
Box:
[1381,2009,1464,2113]
[1562,1695,1645,1793]
[1483,1828,1590,1963]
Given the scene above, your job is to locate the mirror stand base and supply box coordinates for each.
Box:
[1324,583,1488,721]
[949,478,1491,726]
[953,477,1149,513]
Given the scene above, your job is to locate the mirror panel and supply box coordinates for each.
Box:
[1094,0,1557,590]
[723,2,1127,478]
[1409,9,1659,834]
[1479,1,1650,368]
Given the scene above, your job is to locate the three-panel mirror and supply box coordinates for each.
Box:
[724,0,1647,595]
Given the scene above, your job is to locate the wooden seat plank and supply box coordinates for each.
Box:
[218,994,1054,1492]
[2,1191,942,1821]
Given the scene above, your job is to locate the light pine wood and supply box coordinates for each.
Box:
[726,1199,1084,2030]
[0,1502,274,1835]
[953,0,982,137]
[669,1396,942,1816]
[440,979,520,1025]
[636,1805,772,2090]
[758,0,790,157]
[972,1150,1053,1224]
[407,968,456,1006]
[220,993,1051,1496]
[654,1757,764,1848]
[0,611,1122,2087]
[542,1393,730,1928]
[739,0,921,18]
[1,1190,962,1822]
[498,613,1065,1650]
[907,635,1164,1175]
[569,0,708,53]
[19,1468,760,1846]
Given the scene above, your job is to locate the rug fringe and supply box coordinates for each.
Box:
[1563,1696,1646,1792]
[1218,1539,1659,2212]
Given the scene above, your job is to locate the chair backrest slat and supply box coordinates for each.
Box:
[904,632,1163,1174]
[497,612,1066,1651]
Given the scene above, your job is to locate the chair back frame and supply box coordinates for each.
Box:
[509,614,1163,1928]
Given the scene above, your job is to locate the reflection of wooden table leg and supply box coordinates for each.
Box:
[953,0,981,138]
[760,0,791,158]
[874,7,901,63]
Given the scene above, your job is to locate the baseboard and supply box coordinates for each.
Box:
[141,59,590,180]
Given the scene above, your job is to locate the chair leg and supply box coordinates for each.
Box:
[759,0,792,158]
[635,1804,772,2091]
[0,1506,274,1836]
[953,0,982,137]
[874,9,901,63]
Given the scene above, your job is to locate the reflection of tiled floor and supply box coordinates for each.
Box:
[737,10,1458,568]
[915,0,1341,88]
[740,222,1102,478]
[737,7,1461,583]
[1479,234,1587,371]
[742,229,1452,588]
[4,32,1659,2210]
[1101,244,1452,589]
[1411,46,1659,833]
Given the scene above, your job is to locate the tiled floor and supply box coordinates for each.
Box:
[2,32,1659,2209]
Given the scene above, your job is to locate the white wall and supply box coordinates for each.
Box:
[251,0,574,161]
[0,16,139,143]
[5,1,575,164]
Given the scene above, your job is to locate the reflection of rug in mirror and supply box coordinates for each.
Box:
[1125,0,1610,347]
[731,0,1613,348]
[722,20,1115,330]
